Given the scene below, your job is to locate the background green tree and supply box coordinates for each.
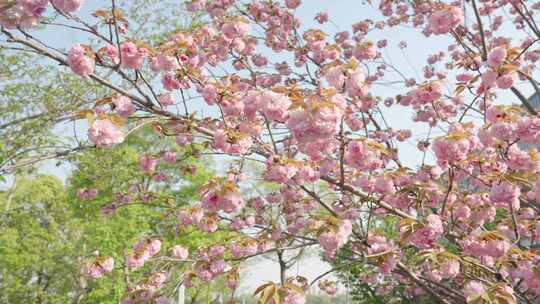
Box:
[0,127,233,303]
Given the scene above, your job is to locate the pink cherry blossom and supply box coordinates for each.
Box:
[496,72,517,89]
[120,42,148,69]
[325,66,345,89]
[201,184,244,214]
[463,281,485,300]
[51,0,84,12]
[171,245,189,261]
[286,93,344,159]
[0,0,49,28]
[83,256,114,279]
[77,188,98,199]
[213,130,252,154]
[68,43,94,77]
[260,91,291,121]
[126,253,145,269]
[408,214,443,249]
[517,117,540,144]
[139,155,158,173]
[148,240,161,255]
[353,42,377,60]
[427,6,463,35]
[315,11,328,24]
[221,21,250,40]
[88,119,124,148]
[345,139,386,171]
[113,95,136,118]
[487,47,507,67]
[439,260,460,279]
[285,0,301,9]
[150,54,179,72]
[345,69,369,98]
[319,220,352,259]
[481,69,498,88]
[490,181,520,210]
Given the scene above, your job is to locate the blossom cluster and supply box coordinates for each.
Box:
[126,239,162,270]
[82,255,114,279]
[9,0,540,302]
[0,0,83,28]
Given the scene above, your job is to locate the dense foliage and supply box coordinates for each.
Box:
[0,130,225,303]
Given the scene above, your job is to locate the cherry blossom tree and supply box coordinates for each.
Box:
[3,0,540,303]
